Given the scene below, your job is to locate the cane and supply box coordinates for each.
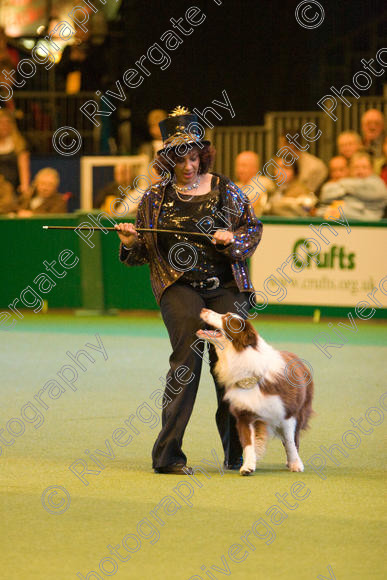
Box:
[42,225,213,238]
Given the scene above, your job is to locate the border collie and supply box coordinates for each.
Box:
[197,308,314,475]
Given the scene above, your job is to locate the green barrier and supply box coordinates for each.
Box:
[1,215,386,317]
[0,214,157,312]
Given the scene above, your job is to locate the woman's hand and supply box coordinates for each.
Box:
[114,223,139,248]
[211,230,235,245]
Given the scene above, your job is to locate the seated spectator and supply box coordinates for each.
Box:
[265,158,317,217]
[234,150,275,216]
[337,131,363,161]
[278,130,328,192]
[328,156,349,182]
[95,163,139,215]
[316,152,387,221]
[138,109,167,160]
[361,109,385,159]
[18,168,67,215]
[0,174,17,214]
[0,109,30,196]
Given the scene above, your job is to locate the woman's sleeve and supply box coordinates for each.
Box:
[119,193,150,266]
[217,188,263,261]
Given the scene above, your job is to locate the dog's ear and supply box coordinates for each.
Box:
[239,319,258,350]
[225,315,258,352]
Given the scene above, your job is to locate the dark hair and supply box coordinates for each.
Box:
[155,143,216,178]
[274,156,300,177]
[280,128,307,148]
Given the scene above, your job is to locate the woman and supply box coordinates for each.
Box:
[266,157,317,217]
[0,109,30,196]
[115,108,262,474]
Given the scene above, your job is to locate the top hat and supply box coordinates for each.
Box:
[157,106,210,154]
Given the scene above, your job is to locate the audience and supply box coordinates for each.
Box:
[0,109,30,196]
[328,156,349,182]
[316,152,387,221]
[265,158,317,217]
[234,150,275,216]
[95,163,139,215]
[361,109,385,159]
[278,130,328,193]
[18,168,67,215]
[337,131,363,161]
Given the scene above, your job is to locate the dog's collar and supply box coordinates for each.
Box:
[234,377,260,390]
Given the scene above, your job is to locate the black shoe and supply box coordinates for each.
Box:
[154,463,193,475]
[224,457,243,470]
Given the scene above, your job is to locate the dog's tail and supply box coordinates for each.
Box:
[299,373,315,431]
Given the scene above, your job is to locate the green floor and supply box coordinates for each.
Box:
[1,313,386,580]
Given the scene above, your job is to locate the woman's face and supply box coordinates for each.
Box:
[174,149,200,184]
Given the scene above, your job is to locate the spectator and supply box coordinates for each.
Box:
[265,158,317,217]
[0,109,30,195]
[278,130,328,192]
[95,163,139,215]
[317,152,387,221]
[361,109,385,159]
[0,175,17,214]
[328,156,349,182]
[18,168,67,215]
[337,131,363,161]
[234,150,275,216]
[138,109,167,160]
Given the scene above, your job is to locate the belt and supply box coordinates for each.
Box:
[190,276,220,290]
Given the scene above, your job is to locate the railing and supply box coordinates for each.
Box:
[11,86,387,167]
[211,87,387,180]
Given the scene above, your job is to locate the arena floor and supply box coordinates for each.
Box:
[1,312,386,580]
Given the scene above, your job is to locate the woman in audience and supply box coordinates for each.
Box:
[266,158,317,216]
[0,109,30,196]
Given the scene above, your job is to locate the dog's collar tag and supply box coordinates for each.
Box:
[234,377,259,390]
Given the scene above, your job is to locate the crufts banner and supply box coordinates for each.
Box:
[250,224,387,308]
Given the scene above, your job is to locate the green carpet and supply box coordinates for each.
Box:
[1,313,386,580]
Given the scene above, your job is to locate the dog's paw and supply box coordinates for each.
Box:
[287,460,304,472]
[240,465,255,476]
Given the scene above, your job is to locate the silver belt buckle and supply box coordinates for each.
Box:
[207,277,220,290]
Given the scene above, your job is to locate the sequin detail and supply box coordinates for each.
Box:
[119,173,263,304]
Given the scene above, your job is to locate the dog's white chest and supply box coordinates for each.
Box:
[225,388,285,426]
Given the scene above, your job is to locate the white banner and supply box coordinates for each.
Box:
[250,224,387,308]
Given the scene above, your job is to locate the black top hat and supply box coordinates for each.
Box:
[157,106,210,154]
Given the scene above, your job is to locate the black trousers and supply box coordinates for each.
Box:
[152,282,249,468]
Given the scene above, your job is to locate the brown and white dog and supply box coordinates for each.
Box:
[197,308,314,475]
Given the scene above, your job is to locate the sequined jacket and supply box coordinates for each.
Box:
[119,173,263,304]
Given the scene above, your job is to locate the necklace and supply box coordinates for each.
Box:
[172,175,201,201]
